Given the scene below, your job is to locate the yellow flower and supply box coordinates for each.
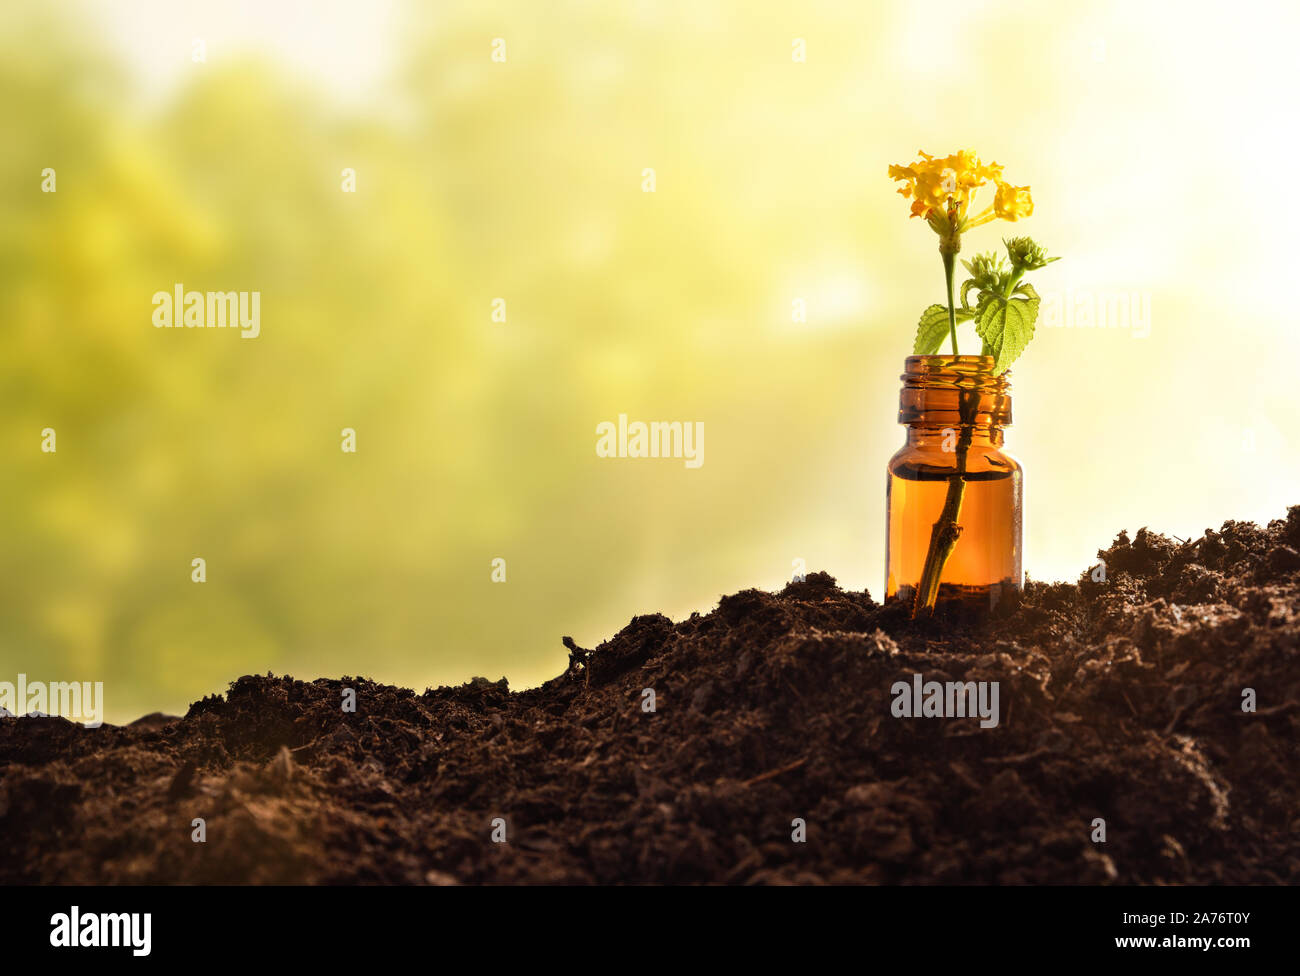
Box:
[993,180,1033,221]
[888,149,1003,222]
[889,149,1033,236]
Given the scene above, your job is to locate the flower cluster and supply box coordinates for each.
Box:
[889,149,1033,238]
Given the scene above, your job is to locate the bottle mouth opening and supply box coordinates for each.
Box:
[904,353,1000,373]
[905,354,995,364]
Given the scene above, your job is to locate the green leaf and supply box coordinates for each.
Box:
[914,304,951,355]
[913,304,971,355]
[975,295,1039,374]
[971,290,997,317]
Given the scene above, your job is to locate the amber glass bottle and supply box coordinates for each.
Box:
[885,355,1022,617]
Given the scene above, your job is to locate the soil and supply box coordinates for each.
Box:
[3,508,1299,884]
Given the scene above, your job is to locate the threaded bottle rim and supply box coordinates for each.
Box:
[898,355,1012,427]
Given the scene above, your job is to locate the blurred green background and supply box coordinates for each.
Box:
[4,0,1299,722]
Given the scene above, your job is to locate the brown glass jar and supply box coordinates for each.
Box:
[885,355,1022,617]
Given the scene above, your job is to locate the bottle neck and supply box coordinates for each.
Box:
[904,425,1006,449]
[898,355,1012,429]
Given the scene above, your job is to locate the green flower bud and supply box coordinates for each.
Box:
[962,252,1006,291]
[1004,236,1056,271]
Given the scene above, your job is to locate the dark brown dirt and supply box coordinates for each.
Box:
[3,508,1299,884]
